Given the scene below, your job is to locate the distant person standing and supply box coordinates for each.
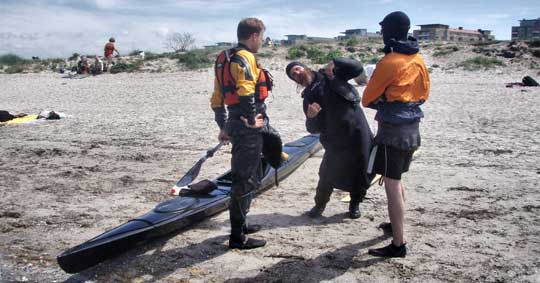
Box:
[104,37,119,71]
[363,11,430,258]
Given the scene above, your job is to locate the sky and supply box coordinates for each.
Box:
[1,0,539,58]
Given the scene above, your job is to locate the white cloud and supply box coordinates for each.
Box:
[94,0,118,10]
[487,13,510,19]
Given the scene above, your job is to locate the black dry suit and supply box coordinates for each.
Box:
[302,58,374,205]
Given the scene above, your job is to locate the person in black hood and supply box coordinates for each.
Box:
[286,58,374,219]
[363,11,430,258]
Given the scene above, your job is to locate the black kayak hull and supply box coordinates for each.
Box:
[57,134,322,273]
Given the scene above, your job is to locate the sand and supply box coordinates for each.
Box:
[1,49,540,283]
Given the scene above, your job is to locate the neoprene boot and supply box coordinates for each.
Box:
[229,236,267,250]
[308,203,326,218]
[368,242,407,258]
[348,200,361,219]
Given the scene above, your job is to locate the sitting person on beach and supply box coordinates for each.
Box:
[285,58,374,219]
[77,56,90,74]
[363,11,430,258]
[0,110,27,122]
[92,55,104,75]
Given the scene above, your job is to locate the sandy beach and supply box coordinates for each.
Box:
[1,47,540,282]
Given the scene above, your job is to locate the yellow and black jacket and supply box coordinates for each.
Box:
[211,44,269,129]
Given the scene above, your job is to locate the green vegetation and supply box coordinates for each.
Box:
[356,53,382,64]
[304,45,343,64]
[527,39,540,48]
[68,53,80,61]
[5,65,25,74]
[345,38,360,47]
[458,56,504,71]
[325,49,343,61]
[0,54,29,73]
[526,39,540,47]
[257,51,274,58]
[471,41,500,46]
[0,54,27,66]
[143,51,167,61]
[287,47,305,59]
[433,46,459,57]
[306,46,324,61]
[366,56,381,64]
[176,49,212,70]
[109,60,144,73]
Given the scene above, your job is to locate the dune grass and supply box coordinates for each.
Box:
[459,56,504,71]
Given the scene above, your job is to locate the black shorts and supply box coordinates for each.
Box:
[367,144,415,180]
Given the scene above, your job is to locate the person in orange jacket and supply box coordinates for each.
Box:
[363,11,430,258]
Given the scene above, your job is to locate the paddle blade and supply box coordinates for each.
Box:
[175,159,204,187]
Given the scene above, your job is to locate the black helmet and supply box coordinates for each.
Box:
[380,11,410,44]
[109,37,115,42]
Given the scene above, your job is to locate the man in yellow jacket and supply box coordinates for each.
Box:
[363,11,430,258]
[210,18,268,249]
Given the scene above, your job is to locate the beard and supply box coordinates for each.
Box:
[297,70,314,87]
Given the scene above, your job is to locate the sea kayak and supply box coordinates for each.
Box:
[57,134,322,273]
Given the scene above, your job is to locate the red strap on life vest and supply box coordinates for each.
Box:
[214,48,271,105]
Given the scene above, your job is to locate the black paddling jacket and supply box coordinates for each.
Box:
[302,58,373,151]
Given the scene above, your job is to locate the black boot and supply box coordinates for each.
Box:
[348,201,361,219]
[368,242,407,258]
[229,236,267,250]
[308,204,326,218]
[243,224,262,234]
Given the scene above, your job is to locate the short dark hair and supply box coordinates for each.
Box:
[237,18,265,41]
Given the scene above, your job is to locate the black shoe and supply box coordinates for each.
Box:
[368,242,407,258]
[229,237,267,250]
[348,202,361,219]
[308,205,325,218]
[243,224,262,234]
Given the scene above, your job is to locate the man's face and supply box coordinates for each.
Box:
[252,32,264,53]
[289,65,311,87]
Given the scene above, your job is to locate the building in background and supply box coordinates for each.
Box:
[512,18,540,40]
[337,29,367,40]
[283,34,307,45]
[283,35,334,45]
[413,24,494,41]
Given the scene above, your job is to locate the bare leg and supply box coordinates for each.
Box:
[401,183,406,203]
[383,176,405,246]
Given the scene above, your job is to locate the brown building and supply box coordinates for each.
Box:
[413,24,494,41]
[511,18,540,40]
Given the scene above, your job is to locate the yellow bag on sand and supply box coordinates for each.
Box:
[0,114,38,125]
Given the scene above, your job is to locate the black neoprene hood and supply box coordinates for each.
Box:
[380,11,411,42]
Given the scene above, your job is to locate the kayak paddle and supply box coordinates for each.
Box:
[171,141,224,195]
